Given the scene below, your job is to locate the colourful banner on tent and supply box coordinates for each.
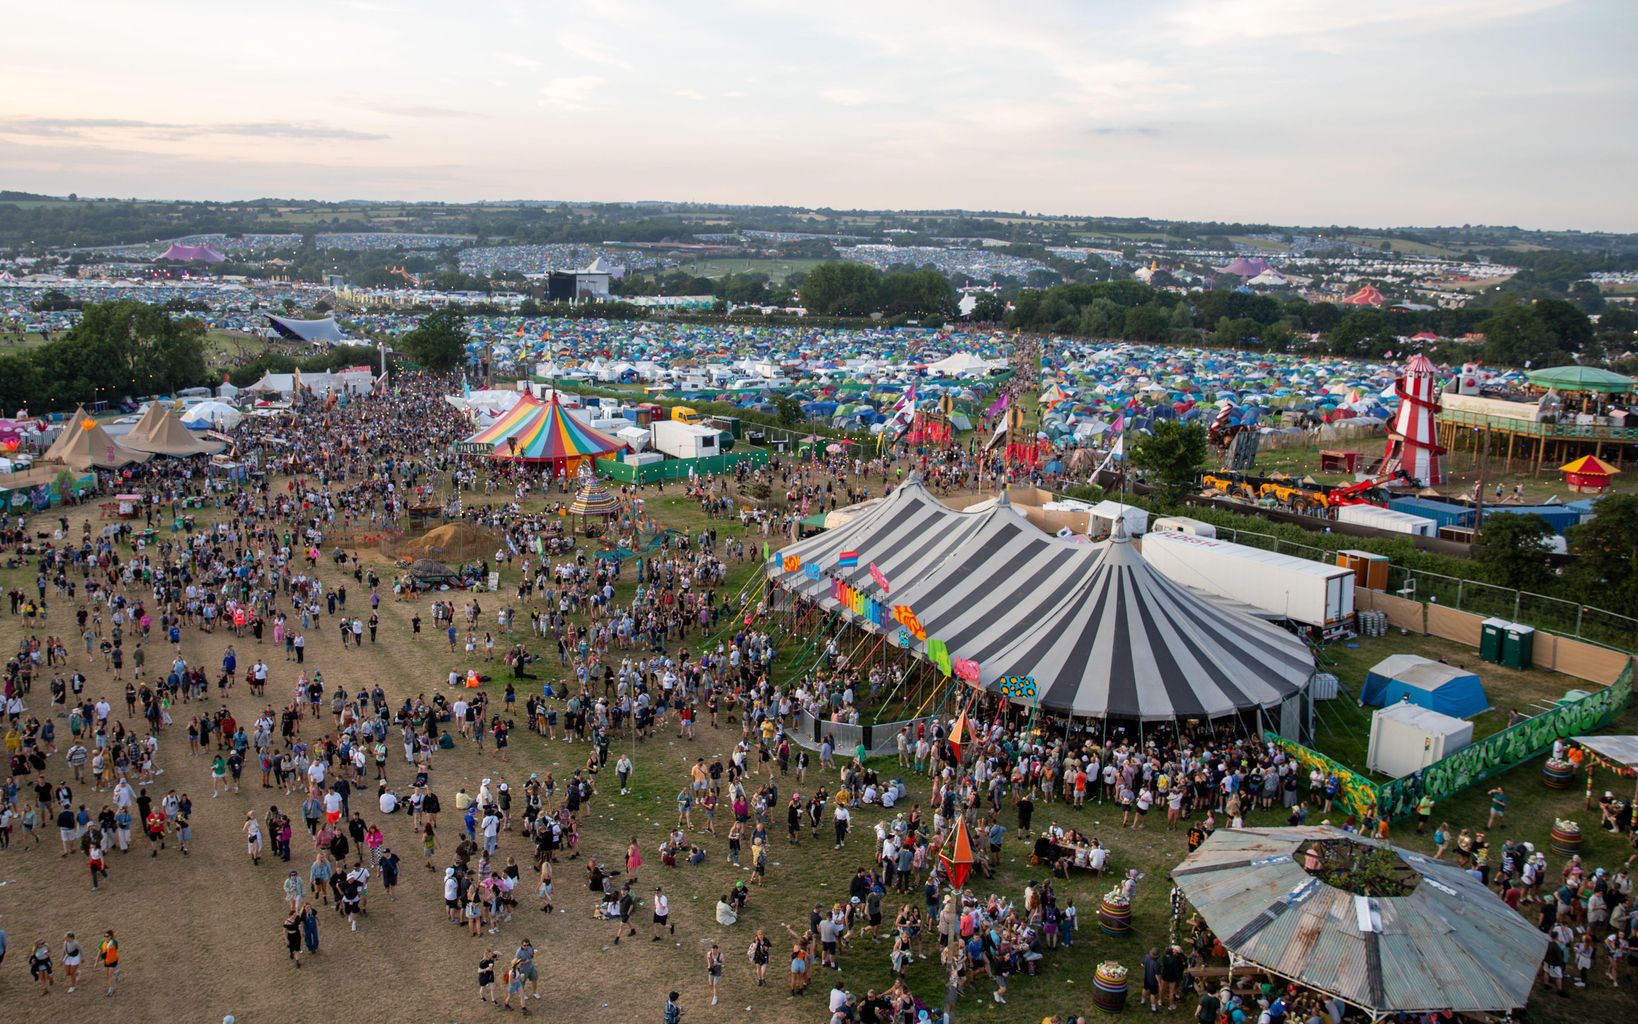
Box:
[953,658,981,685]
[804,563,822,581]
[782,555,801,573]
[892,605,926,642]
[838,550,859,568]
[926,637,951,677]
[870,563,890,593]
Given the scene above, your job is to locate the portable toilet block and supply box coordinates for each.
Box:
[1479,618,1509,664]
[1502,624,1536,669]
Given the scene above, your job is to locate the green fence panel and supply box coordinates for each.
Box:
[623,449,768,485]
[1262,733,1383,822]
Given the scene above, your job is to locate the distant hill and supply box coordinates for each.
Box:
[0,190,63,202]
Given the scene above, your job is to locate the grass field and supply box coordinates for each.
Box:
[0,474,1629,1024]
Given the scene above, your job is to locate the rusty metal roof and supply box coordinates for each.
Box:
[1170,826,1547,1017]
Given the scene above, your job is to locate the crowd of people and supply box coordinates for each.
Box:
[0,369,1633,1024]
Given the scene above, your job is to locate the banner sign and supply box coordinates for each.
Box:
[953,658,982,685]
[892,604,926,642]
[998,675,1037,700]
[782,555,801,573]
[870,563,890,593]
[838,550,859,568]
[803,562,821,581]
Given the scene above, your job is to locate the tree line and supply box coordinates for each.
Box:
[1004,279,1633,370]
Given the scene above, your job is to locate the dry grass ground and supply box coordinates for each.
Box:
[0,483,1629,1024]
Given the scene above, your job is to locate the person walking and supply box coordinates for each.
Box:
[706,942,724,1005]
[282,911,304,968]
[653,886,673,941]
[98,930,120,996]
[61,933,83,994]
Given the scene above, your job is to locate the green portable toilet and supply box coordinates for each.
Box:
[1502,624,1536,669]
[1479,618,1509,664]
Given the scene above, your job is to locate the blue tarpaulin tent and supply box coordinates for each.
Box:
[1362,654,1489,718]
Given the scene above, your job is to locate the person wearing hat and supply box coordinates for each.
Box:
[653,885,672,941]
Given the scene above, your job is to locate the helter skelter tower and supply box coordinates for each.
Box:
[1382,353,1446,486]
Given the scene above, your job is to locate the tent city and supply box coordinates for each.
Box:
[1,3,1636,1024]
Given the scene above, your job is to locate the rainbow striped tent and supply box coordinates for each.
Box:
[458,393,626,475]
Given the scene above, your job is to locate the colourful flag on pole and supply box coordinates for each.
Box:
[838,550,859,568]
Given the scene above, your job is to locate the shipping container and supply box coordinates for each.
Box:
[1335,503,1437,537]
[1387,496,1477,529]
[1141,530,1355,629]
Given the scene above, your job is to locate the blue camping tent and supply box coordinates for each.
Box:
[1361,654,1488,718]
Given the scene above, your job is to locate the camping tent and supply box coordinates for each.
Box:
[41,408,154,471]
[1362,654,1488,717]
[1172,827,1548,1017]
[123,403,225,457]
[1367,702,1473,778]
[179,401,244,431]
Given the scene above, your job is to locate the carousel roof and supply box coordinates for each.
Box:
[1171,826,1548,1016]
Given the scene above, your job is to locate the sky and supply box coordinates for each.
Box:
[2,0,1635,231]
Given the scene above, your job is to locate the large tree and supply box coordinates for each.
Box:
[34,300,206,405]
[1479,303,1559,368]
[799,262,881,317]
[1566,494,1638,611]
[1130,420,1208,507]
[400,309,469,371]
[1476,512,1556,589]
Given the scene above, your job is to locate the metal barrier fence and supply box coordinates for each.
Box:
[598,449,769,486]
[1198,523,1638,654]
[791,709,932,758]
[1264,661,1633,821]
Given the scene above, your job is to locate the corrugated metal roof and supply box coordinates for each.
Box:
[1170,826,1547,1016]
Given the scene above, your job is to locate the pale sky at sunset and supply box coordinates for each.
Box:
[3,0,1634,230]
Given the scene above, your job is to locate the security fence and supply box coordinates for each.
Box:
[597,449,769,486]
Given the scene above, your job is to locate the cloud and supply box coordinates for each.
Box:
[0,117,386,142]
[1087,126,1163,137]
[673,89,706,102]
[492,52,543,70]
[820,87,871,107]
[539,76,607,110]
[559,32,632,70]
[1165,0,1567,47]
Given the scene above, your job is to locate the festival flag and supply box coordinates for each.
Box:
[869,563,890,593]
[838,550,859,568]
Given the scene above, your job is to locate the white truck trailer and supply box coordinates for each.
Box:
[1141,530,1355,633]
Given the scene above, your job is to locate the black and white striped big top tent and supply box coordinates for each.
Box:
[770,478,1315,724]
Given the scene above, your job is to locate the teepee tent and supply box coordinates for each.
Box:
[42,408,153,472]
[124,403,225,457]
